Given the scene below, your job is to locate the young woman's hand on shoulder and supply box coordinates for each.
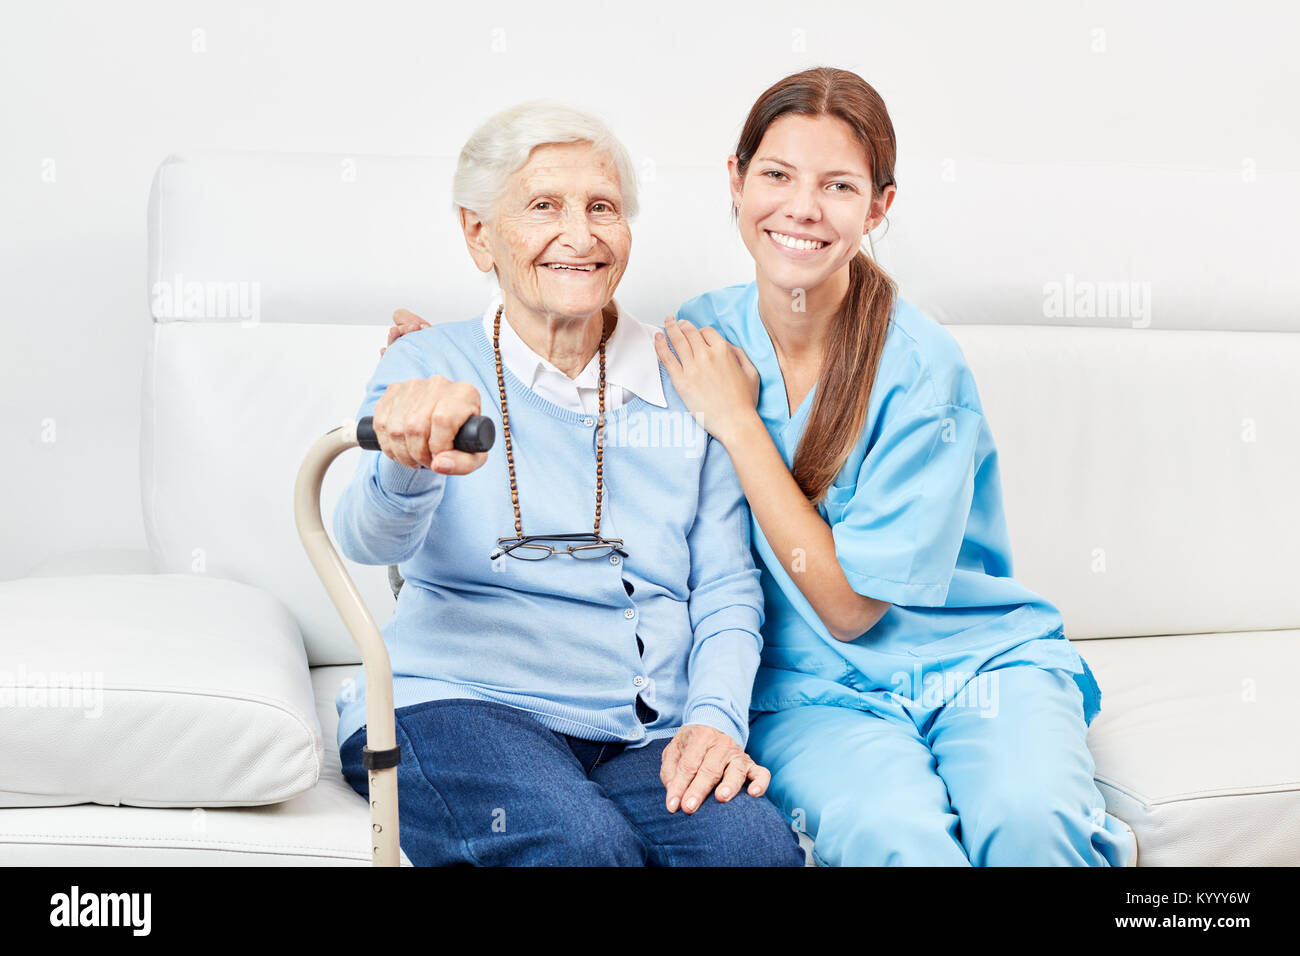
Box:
[382,308,431,357]
[655,315,761,446]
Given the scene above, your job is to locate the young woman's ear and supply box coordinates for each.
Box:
[459,207,496,274]
[727,155,745,214]
[863,184,898,236]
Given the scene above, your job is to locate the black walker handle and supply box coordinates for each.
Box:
[356,414,495,455]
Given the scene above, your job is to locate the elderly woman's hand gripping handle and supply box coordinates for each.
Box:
[371,374,491,476]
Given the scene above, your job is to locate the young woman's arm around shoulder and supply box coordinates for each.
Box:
[656,79,904,643]
[655,315,887,642]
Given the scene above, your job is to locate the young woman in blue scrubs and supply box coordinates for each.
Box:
[652,67,1135,866]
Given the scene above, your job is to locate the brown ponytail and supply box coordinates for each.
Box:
[734,67,899,505]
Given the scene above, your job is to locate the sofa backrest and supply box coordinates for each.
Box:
[143,151,1299,665]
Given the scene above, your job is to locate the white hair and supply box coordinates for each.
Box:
[452,100,639,222]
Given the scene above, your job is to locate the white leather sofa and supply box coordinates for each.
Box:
[1,150,1296,866]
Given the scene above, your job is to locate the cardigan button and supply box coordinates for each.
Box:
[623,608,635,619]
[583,416,595,426]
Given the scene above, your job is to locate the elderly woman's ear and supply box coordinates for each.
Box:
[459,207,496,274]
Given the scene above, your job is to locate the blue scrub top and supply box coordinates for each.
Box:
[677,281,1101,727]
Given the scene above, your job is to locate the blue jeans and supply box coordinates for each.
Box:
[340,697,805,866]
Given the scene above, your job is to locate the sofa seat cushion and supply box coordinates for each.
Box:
[1081,629,1300,866]
[0,574,322,809]
[0,666,409,865]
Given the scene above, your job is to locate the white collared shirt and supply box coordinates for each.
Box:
[481,291,667,414]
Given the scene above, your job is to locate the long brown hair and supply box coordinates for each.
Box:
[734,67,899,504]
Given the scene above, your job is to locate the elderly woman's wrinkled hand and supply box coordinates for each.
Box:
[659,723,771,814]
[373,374,489,475]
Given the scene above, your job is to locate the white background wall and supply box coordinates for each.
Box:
[3,0,1298,579]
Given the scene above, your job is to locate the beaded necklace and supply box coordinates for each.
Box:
[491,304,610,537]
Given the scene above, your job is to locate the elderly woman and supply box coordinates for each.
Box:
[333,102,803,867]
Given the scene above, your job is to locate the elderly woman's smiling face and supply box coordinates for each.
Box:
[462,141,631,325]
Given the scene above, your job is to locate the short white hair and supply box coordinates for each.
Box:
[452,100,639,222]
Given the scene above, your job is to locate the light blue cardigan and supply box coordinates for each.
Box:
[333,316,764,751]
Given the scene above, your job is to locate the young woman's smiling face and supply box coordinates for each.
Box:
[729,113,893,296]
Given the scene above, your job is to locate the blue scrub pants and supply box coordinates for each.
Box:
[747,664,1135,866]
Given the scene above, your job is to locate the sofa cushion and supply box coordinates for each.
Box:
[948,324,1300,641]
[143,321,397,666]
[0,574,322,809]
[0,666,408,865]
[1082,629,1300,865]
[26,548,158,578]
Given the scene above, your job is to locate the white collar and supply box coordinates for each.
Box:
[480,290,667,408]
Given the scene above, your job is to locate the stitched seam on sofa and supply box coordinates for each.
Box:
[41,683,317,715]
[0,834,371,855]
[1143,781,1300,805]
[43,685,320,738]
[9,685,325,785]
[1093,777,1152,810]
